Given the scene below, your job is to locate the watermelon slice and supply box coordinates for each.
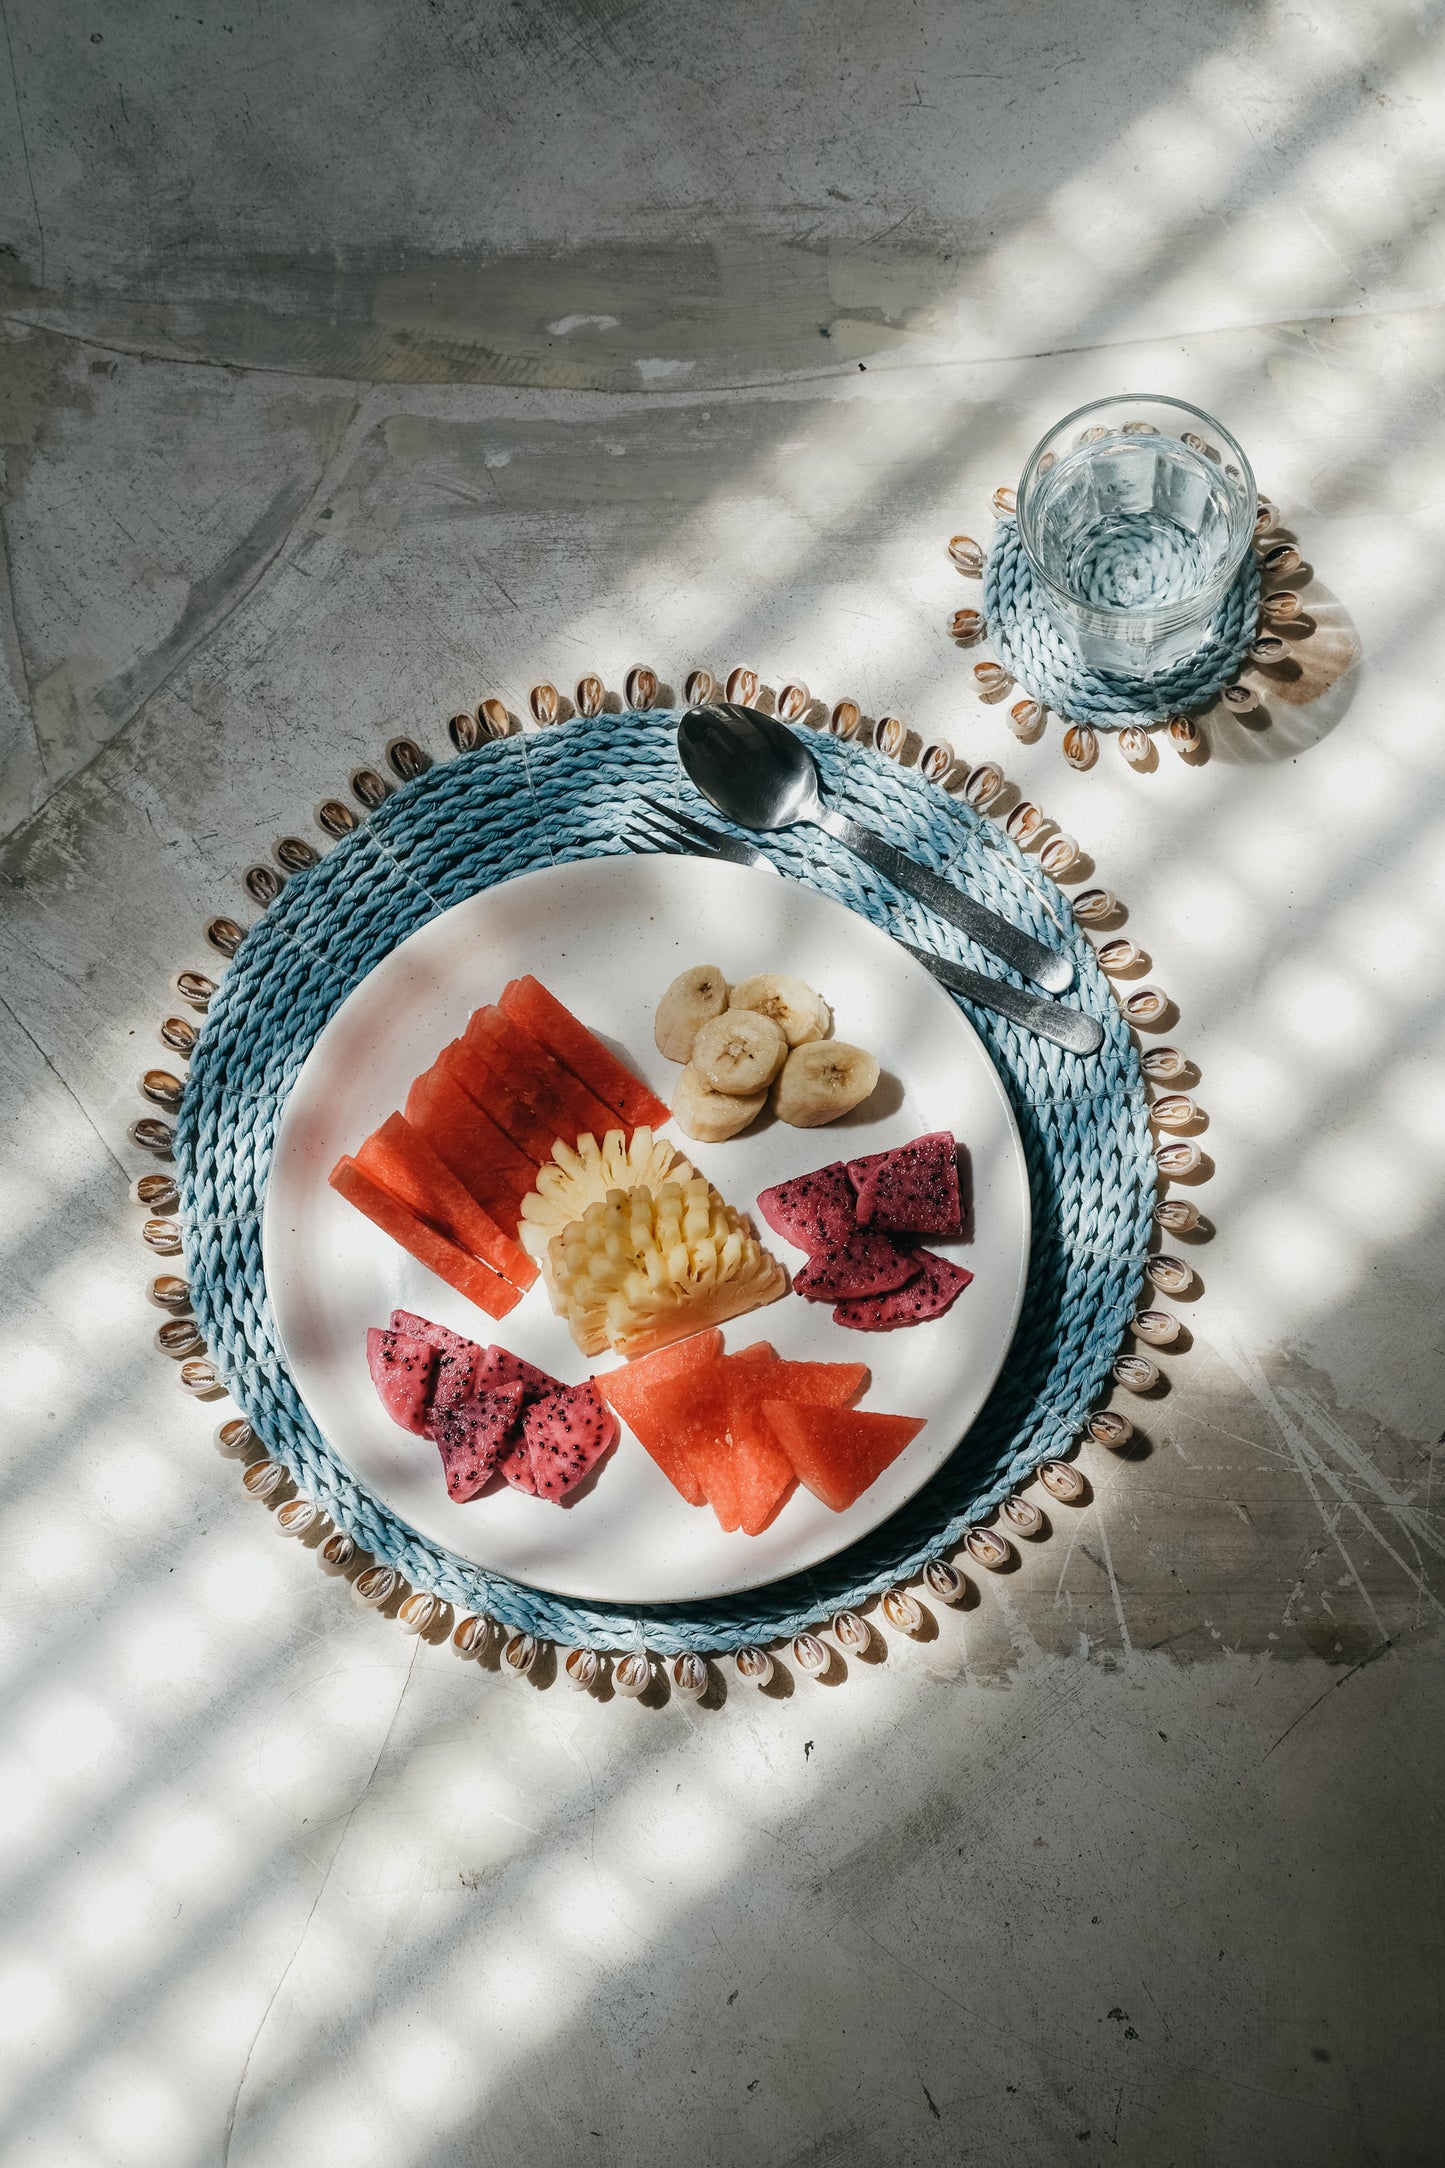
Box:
[330,1158,523,1319]
[433,1383,526,1501]
[467,1006,618,1150]
[355,1112,537,1289]
[366,1326,437,1434]
[793,1233,921,1303]
[755,1163,857,1253]
[523,1382,619,1502]
[647,1365,740,1531]
[402,1066,537,1232]
[710,1355,797,1536]
[760,1401,924,1512]
[832,1250,974,1330]
[596,1330,723,1506]
[727,1343,870,1408]
[847,1131,962,1236]
[499,975,670,1130]
[432,1039,556,1164]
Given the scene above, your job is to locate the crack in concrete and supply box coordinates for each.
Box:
[220,1637,420,2168]
[1259,1636,1394,1765]
[0,393,366,859]
[0,0,43,290]
[5,292,1445,396]
[0,987,130,1180]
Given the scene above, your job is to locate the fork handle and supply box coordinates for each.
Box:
[817,808,1075,995]
[899,943,1103,1055]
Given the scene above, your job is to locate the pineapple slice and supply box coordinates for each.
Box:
[543,1174,786,1358]
[518,1127,695,1261]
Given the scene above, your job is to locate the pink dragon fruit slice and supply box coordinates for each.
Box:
[792,1232,922,1303]
[391,1309,483,1363]
[831,1249,974,1330]
[433,1383,526,1501]
[475,1344,561,1403]
[367,1327,437,1434]
[523,1382,619,1503]
[495,1433,538,1494]
[756,1162,858,1253]
[846,1131,962,1236]
[389,1308,482,1429]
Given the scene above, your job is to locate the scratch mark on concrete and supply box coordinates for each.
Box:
[0,989,129,1179]
[220,1638,419,2167]
[1260,1638,1392,1764]
[0,0,43,288]
[1210,1335,1443,1636]
[2,393,366,858]
[1090,1487,1134,1654]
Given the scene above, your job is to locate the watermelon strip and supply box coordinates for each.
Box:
[403,1065,536,1234]
[356,1113,537,1290]
[434,1038,557,1164]
[466,1006,618,1151]
[499,975,670,1129]
[329,1156,523,1320]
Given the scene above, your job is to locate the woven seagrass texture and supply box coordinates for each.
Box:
[984,516,1261,725]
[175,713,1156,1654]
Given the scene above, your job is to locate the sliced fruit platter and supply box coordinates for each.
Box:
[264,854,1030,1604]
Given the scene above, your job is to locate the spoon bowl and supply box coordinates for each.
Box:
[678,703,825,830]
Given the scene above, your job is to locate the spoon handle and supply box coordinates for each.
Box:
[898,944,1104,1055]
[816,809,1075,995]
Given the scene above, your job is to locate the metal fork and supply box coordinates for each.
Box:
[631,797,1104,1057]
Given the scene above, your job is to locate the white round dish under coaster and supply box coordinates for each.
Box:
[263,853,1031,1604]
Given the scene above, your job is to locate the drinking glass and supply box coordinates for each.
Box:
[1015,394,1256,677]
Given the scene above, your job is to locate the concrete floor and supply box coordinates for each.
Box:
[3,3,1444,2163]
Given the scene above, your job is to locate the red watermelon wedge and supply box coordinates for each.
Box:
[601,1353,739,1528]
[356,1113,537,1290]
[330,1158,523,1319]
[433,1038,556,1164]
[403,1065,536,1233]
[467,1006,618,1151]
[759,1401,924,1513]
[499,975,670,1130]
[597,1331,722,1506]
[711,1354,796,1536]
[726,1343,870,1408]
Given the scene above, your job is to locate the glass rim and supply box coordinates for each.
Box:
[1015,393,1257,626]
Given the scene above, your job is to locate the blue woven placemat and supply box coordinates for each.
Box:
[984,515,1261,725]
[175,711,1155,1654]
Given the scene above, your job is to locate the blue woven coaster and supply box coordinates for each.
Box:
[175,712,1155,1654]
[984,516,1261,726]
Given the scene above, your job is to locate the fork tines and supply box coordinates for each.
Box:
[631,796,768,868]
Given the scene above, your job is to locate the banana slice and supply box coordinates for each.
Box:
[771,1040,880,1127]
[728,971,831,1047]
[672,1063,766,1143]
[691,1008,787,1095]
[655,964,730,1062]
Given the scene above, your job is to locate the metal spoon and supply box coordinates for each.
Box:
[677,703,1075,995]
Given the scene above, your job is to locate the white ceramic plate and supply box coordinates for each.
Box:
[264,854,1030,1604]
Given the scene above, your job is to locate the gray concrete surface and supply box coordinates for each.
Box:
[2,3,1444,2163]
